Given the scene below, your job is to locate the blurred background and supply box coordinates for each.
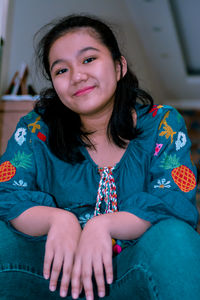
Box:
[0,0,199,219]
[1,0,200,106]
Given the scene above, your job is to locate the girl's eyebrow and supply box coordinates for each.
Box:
[50,46,100,72]
[50,59,66,71]
[50,59,65,71]
[77,46,100,56]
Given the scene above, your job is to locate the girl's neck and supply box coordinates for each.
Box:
[80,110,111,141]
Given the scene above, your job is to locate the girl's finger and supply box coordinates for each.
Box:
[82,258,93,300]
[59,253,74,298]
[103,251,113,285]
[49,253,63,292]
[93,255,105,298]
[43,245,54,280]
[71,257,81,299]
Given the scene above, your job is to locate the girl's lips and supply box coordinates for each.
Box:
[74,86,95,96]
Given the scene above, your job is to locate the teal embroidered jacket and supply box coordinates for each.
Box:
[0,104,199,235]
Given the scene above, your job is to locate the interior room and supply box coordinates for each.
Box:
[0,0,199,225]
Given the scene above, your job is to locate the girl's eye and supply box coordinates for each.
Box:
[56,68,68,75]
[83,57,96,64]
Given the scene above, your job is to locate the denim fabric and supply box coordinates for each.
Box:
[0,219,200,299]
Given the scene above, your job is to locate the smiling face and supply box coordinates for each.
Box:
[49,28,124,120]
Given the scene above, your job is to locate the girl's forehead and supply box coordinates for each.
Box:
[53,27,102,47]
[67,27,100,39]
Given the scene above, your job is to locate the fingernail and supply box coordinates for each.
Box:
[99,292,105,297]
[72,292,78,299]
[107,277,113,284]
[86,295,93,300]
[60,290,67,297]
[44,274,49,280]
[50,285,56,292]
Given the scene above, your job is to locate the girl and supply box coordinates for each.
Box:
[0,15,200,300]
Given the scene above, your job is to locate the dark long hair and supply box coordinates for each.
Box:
[34,14,154,163]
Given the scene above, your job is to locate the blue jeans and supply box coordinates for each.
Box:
[0,218,200,299]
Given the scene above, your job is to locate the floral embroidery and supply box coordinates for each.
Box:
[79,213,93,228]
[37,132,46,142]
[28,116,41,133]
[94,166,118,216]
[154,143,163,156]
[175,131,187,151]
[154,178,171,189]
[13,179,28,187]
[149,105,164,117]
[14,128,27,146]
[158,111,176,144]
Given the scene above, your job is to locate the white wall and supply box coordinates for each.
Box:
[0,0,9,37]
[0,0,165,101]
[0,0,10,92]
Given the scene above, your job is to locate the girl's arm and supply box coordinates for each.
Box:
[10,205,76,236]
[11,206,82,298]
[71,212,150,300]
[90,211,151,240]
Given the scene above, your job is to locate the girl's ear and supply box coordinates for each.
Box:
[116,56,127,81]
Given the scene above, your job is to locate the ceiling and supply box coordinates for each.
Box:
[124,0,200,108]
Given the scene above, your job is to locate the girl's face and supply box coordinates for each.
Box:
[49,29,125,119]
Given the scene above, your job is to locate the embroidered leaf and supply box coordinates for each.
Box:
[11,151,32,169]
[160,153,181,169]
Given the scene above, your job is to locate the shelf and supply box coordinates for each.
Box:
[0,100,35,112]
[0,100,35,155]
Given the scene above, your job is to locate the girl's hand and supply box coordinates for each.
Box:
[71,216,113,300]
[43,211,82,298]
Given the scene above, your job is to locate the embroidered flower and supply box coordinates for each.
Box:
[154,178,171,189]
[175,131,187,151]
[149,105,164,117]
[154,143,163,156]
[13,179,28,187]
[14,128,27,146]
[79,213,93,228]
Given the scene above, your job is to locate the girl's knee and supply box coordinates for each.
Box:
[140,219,200,271]
[145,218,199,247]
[137,218,200,270]
[155,218,196,234]
[139,219,200,299]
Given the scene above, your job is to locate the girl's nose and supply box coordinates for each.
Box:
[71,70,88,84]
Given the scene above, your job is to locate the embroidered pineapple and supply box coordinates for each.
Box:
[160,153,196,192]
[0,151,32,183]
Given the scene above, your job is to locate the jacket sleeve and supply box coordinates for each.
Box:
[119,107,199,229]
[0,113,56,223]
